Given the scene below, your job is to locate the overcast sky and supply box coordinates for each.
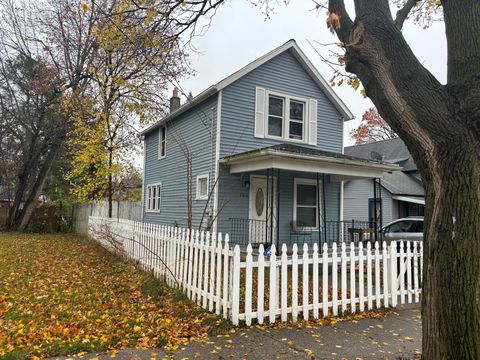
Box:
[174,0,447,147]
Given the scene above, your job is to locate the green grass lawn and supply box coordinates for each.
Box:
[0,233,231,359]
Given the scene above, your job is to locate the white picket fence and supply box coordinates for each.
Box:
[88,216,422,326]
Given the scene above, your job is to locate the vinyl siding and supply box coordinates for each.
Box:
[219,49,344,157]
[217,168,340,245]
[143,94,218,227]
[343,179,394,226]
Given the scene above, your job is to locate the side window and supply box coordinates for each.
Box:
[146,183,161,212]
[158,126,166,159]
[413,221,424,232]
[388,221,412,233]
[196,174,209,200]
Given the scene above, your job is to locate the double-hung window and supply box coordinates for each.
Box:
[267,95,284,138]
[146,183,161,212]
[159,126,166,159]
[266,93,306,141]
[294,179,318,229]
[289,100,305,140]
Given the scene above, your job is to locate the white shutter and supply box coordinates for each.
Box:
[308,99,318,145]
[254,87,266,138]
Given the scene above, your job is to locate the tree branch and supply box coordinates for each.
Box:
[394,0,420,30]
[328,0,353,43]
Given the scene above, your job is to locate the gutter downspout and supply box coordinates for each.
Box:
[141,139,146,221]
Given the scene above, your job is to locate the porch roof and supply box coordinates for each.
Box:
[220,144,400,179]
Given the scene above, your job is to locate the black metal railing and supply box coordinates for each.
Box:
[229,218,379,247]
[229,218,270,246]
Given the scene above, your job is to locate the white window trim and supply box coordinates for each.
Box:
[293,178,320,230]
[145,182,162,213]
[196,174,209,200]
[158,126,166,159]
[265,90,309,143]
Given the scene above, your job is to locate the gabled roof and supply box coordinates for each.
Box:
[344,137,418,172]
[140,39,354,136]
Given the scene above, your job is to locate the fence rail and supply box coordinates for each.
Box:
[88,216,422,326]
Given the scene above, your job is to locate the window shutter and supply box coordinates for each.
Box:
[254,87,266,138]
[308,99,318,145]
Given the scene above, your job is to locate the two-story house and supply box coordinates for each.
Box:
[139,40,398,247]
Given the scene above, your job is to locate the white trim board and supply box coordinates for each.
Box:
[391,195,425,205]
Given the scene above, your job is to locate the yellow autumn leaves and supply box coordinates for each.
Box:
[0,233,228,358]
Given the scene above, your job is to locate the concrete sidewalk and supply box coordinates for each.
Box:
[58,306,422,360]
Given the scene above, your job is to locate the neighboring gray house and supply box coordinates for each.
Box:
[139,40,398,246]
[343,138,425,227]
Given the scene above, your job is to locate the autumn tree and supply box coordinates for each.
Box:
[0,0,221,229]
[322,0,480,357]
[350,107,397,144]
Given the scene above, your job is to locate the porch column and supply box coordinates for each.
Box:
[322,173,327,243]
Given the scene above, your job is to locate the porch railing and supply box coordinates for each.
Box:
[229,218,379,246]
[229,218,269,245]
[325,220,378,245]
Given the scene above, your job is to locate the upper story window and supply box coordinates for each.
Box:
[265,91,308,142]
[289,100,305,140]
[146,183,161,212]
[158,126,166,159]
[267,96,284,138]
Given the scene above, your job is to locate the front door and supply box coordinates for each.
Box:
[249,176,276,244]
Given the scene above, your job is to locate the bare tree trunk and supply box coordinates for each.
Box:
[15,141,62,231]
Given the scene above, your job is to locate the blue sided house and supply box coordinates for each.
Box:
[139,40,399,247]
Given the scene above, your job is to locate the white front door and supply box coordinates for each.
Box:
[249,176,276,244]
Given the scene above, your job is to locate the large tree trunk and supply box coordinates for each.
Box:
[328,0,480,358]
[15,140,62,231]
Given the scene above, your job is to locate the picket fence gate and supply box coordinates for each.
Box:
[88,216,423,326]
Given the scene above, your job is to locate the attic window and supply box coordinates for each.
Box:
[159,126,166,159]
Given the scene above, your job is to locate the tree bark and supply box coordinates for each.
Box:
[328,1,480,358]
[15,140,62,231]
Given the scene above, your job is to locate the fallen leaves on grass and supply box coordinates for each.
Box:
[0,233,230,358]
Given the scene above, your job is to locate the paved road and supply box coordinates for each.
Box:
[55,306,421,360]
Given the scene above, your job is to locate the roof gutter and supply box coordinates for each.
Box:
[220,149,400,172]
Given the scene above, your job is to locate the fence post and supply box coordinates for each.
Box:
[332,243,338,316]
[390,240,397,307]
[245,244,253,325]
[322,242,329,318]
[302,243,309,320]
[222,234,230,319]
[269,244,277,324]
[231,245,241,325]
[281,243,288,322]
[312,243,319,319]
[257,244,265,324]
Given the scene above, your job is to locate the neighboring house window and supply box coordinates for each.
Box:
[293,179,318,228]
[159,126,166,159]
[196,174,209,200]
[266,92,308,142]
[146,183,161,212]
